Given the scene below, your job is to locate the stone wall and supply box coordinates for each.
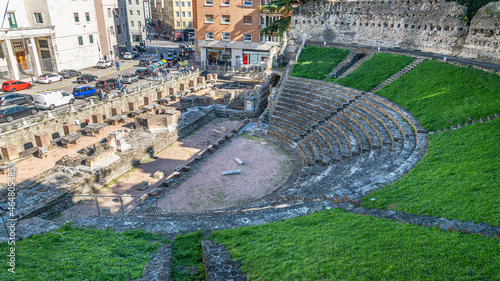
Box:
[288,0,500,63]
[0,72,201,159]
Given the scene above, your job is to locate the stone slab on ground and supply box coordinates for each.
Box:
[0,217,62,242]
[133,243,172,281]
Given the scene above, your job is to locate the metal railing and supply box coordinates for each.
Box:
[64,194,160,220]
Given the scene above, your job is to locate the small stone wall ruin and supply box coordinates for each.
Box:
[288,0,500,63]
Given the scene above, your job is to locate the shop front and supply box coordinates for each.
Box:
[242,50,268,66]
[206,47,231,66]
[114,41,128,59]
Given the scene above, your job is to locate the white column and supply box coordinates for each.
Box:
[29,37,43,77]
[3,39,20,80]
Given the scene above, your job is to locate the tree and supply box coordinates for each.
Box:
[178,60,189,68]
[259,0,316,36]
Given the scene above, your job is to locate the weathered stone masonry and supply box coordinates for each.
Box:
[288,0,500,63]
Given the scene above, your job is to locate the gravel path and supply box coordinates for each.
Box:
[158,135,292,212]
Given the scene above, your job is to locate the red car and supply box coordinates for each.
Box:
[2,80,32,92]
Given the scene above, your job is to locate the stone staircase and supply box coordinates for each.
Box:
[371,58,426,92]
[266,76,428,200]
[202,240,247,281]
[324,52,363,80]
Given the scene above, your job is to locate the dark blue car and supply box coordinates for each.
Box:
[73,85,97,99]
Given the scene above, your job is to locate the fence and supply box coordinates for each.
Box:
[65,195,160,220]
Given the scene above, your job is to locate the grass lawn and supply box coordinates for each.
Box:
[171,231,205,281]
[363,118,500,226]
[329,53,415,91]
[210,208,500,280]
[0,224,162,281]
[291,46,350,80]
[376,60,500,131]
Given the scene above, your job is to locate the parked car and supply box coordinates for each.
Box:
[38,73,63,84]
[154,34,159,38]
[73,86,97,99]
[34,90,74,110]
[96,60,112,69]
[138,46,146,52]
[59,69,81,79]
[132,51,140,58]
[0,105,38,123]
[135,68,152,79]
[139,59,150,67]
[77,74,98,84]
[151,59,160,64]
[2,80,32,92]
[121,73,139,84]
[123,52,133,59]
[0,93,34,107]
[95,78,118,91]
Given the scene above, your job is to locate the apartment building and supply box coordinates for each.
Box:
[125,0,146,45]
[94,0,129,61]
[169,0,194,41]
[0,0,100,80]
[193,0,278,67]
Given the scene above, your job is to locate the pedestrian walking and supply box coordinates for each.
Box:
[97,88,103,101]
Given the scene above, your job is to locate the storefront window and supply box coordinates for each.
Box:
[242,50,268,66]
[206,48,231,66]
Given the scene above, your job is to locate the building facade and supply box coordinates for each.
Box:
[169,0,194,41]
[125,0,146,45]
[0,0,100,80]
[193,0,277,67]
[94,0,129,61]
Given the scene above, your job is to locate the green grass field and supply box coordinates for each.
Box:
[0,224,161,281]
[329,53,415,91]
[376,60,500,131]
[210,208,500,280]
[362,118,500,226]
[171,231,205,281]
[291,46,350,80]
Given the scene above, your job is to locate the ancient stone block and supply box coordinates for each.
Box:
[85,146,115,167]
[135,110,181,132]
[189,80,195,87]
[212,73,218,80]
[198,76,205,84]
[148,188,163,197]
[144,96,152,105]
[111,107,122,116]
[92,114,104,124]
[35,133,50,147]
[207,74,212,80]
[179,83,186,91]
[62,123,76,135]
[1,145,19,160]
[157,91,165,99]
[115,137,131,152]
[129,101,138,111]
[136,181,149,190]
[169,87,175,95]
[153,170,166,179]
[179,95,212,110]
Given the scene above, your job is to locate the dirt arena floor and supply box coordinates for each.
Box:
[157,134,292,212]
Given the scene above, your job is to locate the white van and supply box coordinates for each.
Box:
[34,90,75,110]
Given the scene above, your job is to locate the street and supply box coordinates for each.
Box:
[0,38,197,129]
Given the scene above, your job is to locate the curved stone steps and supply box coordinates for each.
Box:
[277,98,328,121]
[280,91,337,117]
[338,111,376,151]
[267,128,309,166]
[283,84,347,109]
[329,118,361,156]
[348,104,393,146]
[345,106,386,147]
[268,124,318,165]
[287,76,361,101]
[353,100,402,143]
[357,97,409,141]
[270,118,322,162]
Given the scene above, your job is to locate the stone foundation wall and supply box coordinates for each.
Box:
[288,0,500,63]
[0,73,200,159]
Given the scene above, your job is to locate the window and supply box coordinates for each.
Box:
[182,12,185,17]
[110,26,114,35]
[7,12,17,27]
[136,0,139,4]
[206,32,214,40]
[74,13,79,22]
[33,13,43,23]
[243,0,252,6]
[137,10,140,15]
[243,33,252,42]
[128,0,131,4]
[129,10,133,15]
[138,21,141,28]
[221,15,230,24]
[222,32,230,41]
[243,16,252,24]
[175,2,179,6]
[176,12,179,17]
[176,21,180,27]
[108,8,111,17]
[89,35,94,43]
[222,0,230,5]
[205,15,214,23]
[188,12,191,17]
[205,0,213,5]
[39,40,49,48]
[130,21,134,26]
[86,12,90,21]
[188,2,191,7]
[183,21,186,27]
[117,25,122,34]
[78,36,83,45]
[181,2,185,7]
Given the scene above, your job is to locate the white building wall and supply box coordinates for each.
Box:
[46,0,100,71]
[126,0,146,46]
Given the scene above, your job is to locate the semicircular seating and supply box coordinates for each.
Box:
[265,76,428,201]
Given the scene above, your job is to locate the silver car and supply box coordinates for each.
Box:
[121,73,138,84]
